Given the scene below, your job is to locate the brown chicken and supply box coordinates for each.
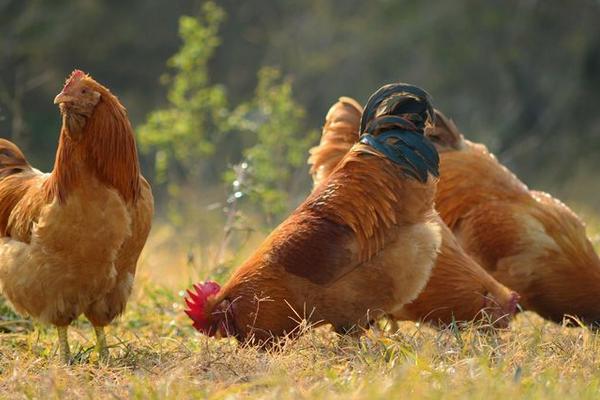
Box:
[0,70,154,363]
[426,110,600,325]
[185,84,442,341]
[308,97,518,327]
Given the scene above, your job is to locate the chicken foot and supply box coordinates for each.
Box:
[94,326,109,362]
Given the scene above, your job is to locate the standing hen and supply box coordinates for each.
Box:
[426,110,600,325]
[185,84,441,341]
[308,96,518,327]
[0,70,154,363]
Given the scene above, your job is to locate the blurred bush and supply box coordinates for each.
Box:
[226,67,317,223]
[2,0,599,212]
[138,2,315,229]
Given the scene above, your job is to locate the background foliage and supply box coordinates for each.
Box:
[1,0,599,225]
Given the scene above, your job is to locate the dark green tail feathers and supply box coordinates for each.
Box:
[359,83,435,134]
[358,83,439,183]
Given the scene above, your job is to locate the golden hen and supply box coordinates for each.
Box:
[308,97,518,327]
[0,70,154,363]
[426,110,600,325]
[185,84,442,341]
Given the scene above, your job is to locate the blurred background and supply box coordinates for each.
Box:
[1,0,599,281]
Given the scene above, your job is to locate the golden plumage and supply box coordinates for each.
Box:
[308,98,519,327]
[432,121,600,324]
[204,144,441,341]
[308,96,362,187]
[0,71,153,362]
[192,91,442,342]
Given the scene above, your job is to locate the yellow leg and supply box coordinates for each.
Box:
[94,326,109,362]
[57,326,71,365]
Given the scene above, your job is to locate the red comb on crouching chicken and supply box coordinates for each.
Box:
[184,281,221,335]
[185,281,235,336]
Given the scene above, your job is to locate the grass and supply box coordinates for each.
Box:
[3,302,600,399]
[1,219,600,399]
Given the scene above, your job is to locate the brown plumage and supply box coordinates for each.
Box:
[0,70,154,363]
[308,98,518,327]
[394,218,517,326]
[185,85,442,341]
[308,97,362,187]
[428,111,600,325]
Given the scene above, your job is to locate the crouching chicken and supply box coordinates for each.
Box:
[309,96,518,327]
[0,70,154,363]
[185,84,442,341]
[426,110,600,326]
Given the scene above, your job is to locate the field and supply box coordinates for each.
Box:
[2,1,599,398]
[1,219,600,400]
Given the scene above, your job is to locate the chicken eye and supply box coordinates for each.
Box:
[81,88,87,94]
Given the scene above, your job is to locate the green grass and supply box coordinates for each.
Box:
[3,297,600,399]
[1,219,600,399]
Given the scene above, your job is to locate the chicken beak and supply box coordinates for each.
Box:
[53,92,75,104]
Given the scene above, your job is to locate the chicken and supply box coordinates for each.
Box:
[0,70,154,363]
[308,96,363,188]
[426,110,600,325]
[308,97,518,327]
[185,83,442,341]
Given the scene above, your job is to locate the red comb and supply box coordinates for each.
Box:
[62,69,86,91]
[184,281,221,334]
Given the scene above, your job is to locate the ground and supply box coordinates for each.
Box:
[1,221,600,399]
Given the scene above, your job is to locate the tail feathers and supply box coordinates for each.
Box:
[0,139,31,179]
[308,97,362,187]
[0,139,36,237]
[359,83,435,134]
[425,109,465,151]
[363,115,439,173]
[359,115,440,183]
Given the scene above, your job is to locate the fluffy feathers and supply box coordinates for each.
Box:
[308,97,362,187]
[432,125,600,324]
[309,96,519,327]
[0,70,153,361]
[185,84,441,341]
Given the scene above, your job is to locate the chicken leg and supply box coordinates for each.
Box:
[57,325,71,365]
[94,326,109,362]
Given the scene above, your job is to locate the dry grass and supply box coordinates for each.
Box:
[3,305,600,399]
[1,219,600,399]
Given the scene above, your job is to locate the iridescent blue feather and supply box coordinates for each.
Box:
[359,129,439,183]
